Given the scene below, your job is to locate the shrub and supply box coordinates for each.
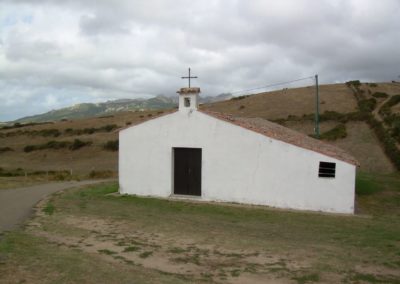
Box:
[69,139,92,150]
[239,105,245,110]
[43,203,55,215]
[0,168,25,177]
[64,128,74,134]
[319,124,347,140]
[358,98,377,113]
[88,170,115,179]
[231,95,249,101]
[372,92,388,98]
[368,83,378,87]
[24,139,91,152]
[379,95,400,118]
[45,140,70,149]
[103,140,119,151]
[100,124,118,132]
[63,124,118,135]
[24,145,37,152]
[345,80,361,88]
[83,128,96,134]
[0,147,13,153]
[367,115,400,170]
[37,129,61,137]
[382,94,400,108]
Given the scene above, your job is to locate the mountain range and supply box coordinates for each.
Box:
[14,93,232,123]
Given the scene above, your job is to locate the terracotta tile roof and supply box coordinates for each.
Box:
[200,110,359,166]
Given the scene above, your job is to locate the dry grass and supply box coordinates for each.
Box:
[202,83,359,120]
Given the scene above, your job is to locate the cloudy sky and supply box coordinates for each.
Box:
[0,0,399,121]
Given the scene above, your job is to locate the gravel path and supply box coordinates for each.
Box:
[0,180,113,233]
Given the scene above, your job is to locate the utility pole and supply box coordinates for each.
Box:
[315,74,320,138]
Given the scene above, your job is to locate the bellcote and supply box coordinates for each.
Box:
[177,87,200,112]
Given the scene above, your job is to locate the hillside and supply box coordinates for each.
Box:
[13,93,232,123]
[1,82,399,176]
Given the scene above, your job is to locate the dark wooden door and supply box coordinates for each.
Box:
[174,148,202,196]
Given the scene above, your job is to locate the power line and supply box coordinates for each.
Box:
[230,76,315,95]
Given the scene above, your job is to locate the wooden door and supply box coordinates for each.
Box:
[173,148,202,196]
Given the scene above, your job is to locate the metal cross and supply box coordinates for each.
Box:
[181,68,197,88]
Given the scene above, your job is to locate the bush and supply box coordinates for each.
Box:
[372,92,388,98]
[100,124,118,132]
[319,124,347,140]
[358,98,377,113]
[45,140,70,149]
[368,83,378,87]
[0,168,25,177]
[379,95,400,119]
[63,124,118,136]
[231,95,250,101]
[24,139,91,152]
[103,140,119,151]
[345,80,361,88]
[24,145,37,152]
[0,147,13,153]
[88,170,115,179]
[367,115,400,170]
[37,129,61,137]
[43,203,55,215]
[69,139,92,150]
[239,105,245,110]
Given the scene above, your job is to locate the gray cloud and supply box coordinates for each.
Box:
[0,0,399,121]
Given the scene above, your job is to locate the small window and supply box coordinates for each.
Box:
[184,97,191,107]
[318,162,336,178]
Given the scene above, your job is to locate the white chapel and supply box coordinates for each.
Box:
[119,84,358,214]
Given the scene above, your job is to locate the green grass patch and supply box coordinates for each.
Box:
[123,246,140,252]
[319,123,347,140]
[356,173,379,195]
[98,249,117,255]
[139,251,153,259]
[167,247,187,254]
[372,91,388,98]
[42,203,55,215]
[292,273,320,284]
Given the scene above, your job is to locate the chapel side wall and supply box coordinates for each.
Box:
[119,111,355,214]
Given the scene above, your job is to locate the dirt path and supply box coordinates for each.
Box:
[372,96,390,122]
[0,179,113,233]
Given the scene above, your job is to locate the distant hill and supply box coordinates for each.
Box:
[14,93,232,123]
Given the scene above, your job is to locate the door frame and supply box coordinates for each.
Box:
[171,147,202,197]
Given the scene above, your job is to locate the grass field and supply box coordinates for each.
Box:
[0,172,399,283]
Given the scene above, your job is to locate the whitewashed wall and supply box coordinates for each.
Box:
[119,110,356,214]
